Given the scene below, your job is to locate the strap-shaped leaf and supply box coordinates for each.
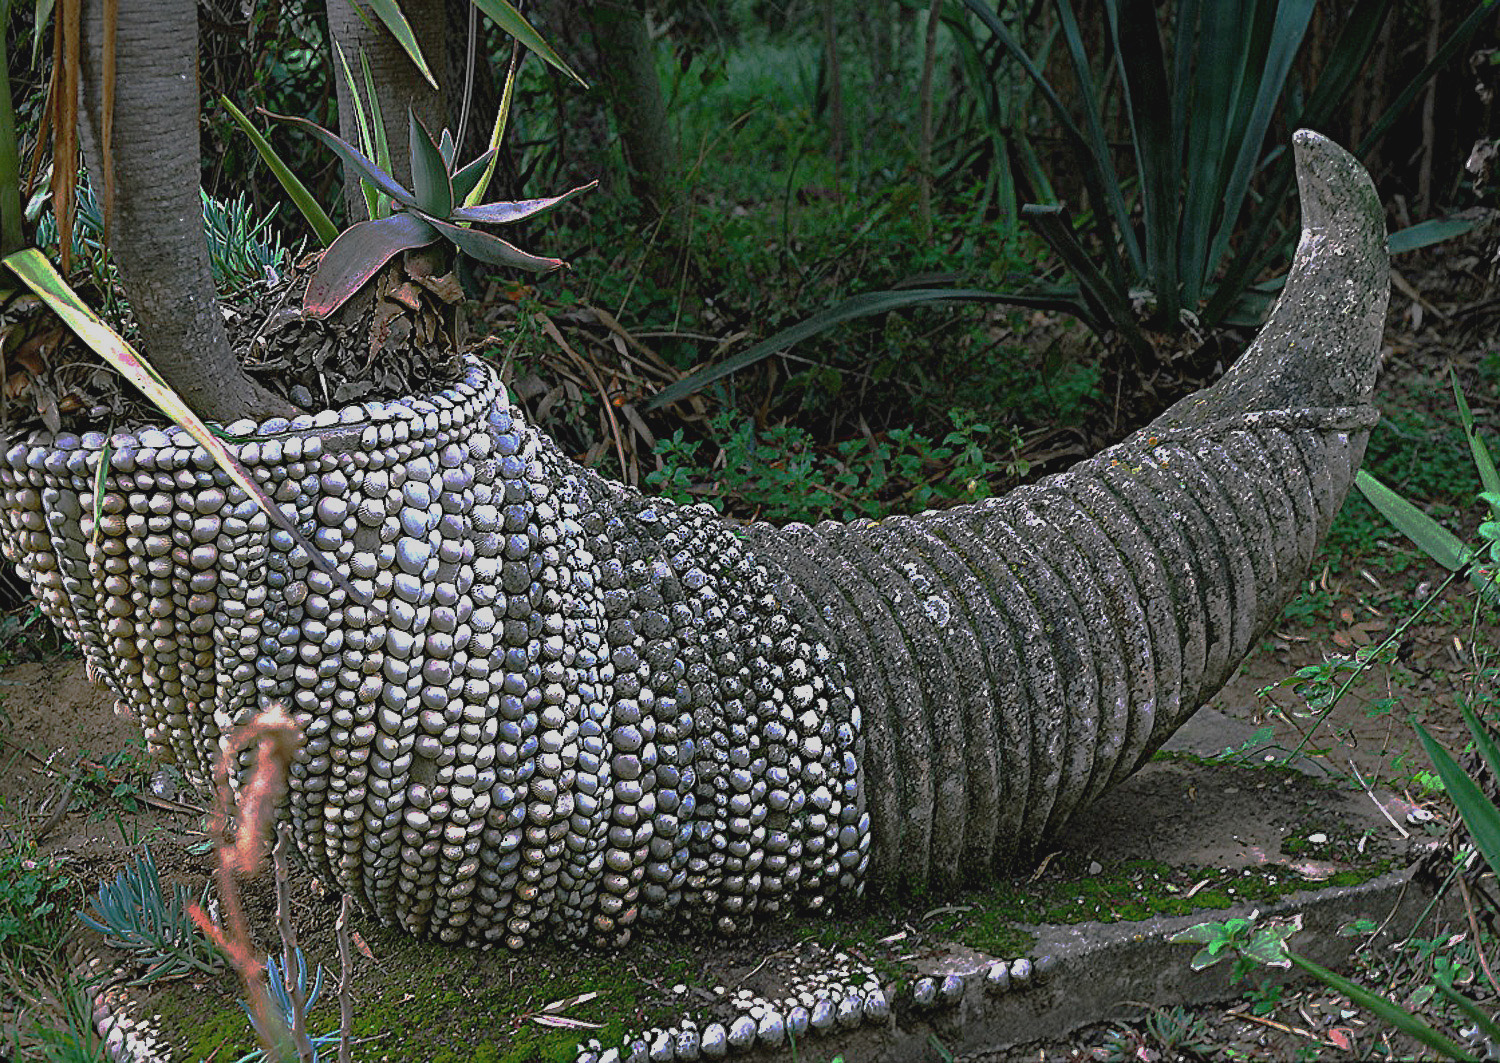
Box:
[1287,951,1477,1061]
[449,181,597,225]
[332,41,385,222]
[1355,470,1474,571]
[350,0,437,89]
[218,97,338,247]
[3,248,367,606]
[262,109,416,210]
[421,213,564,271]
[645,287,1044,411]
[450,150,497,205]
[470,0,586,86]
[409,110,452,218]
[304,212,439,318]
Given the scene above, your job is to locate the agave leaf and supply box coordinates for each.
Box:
[349,0,437,89]
[262,109,417,210]
[449,181,597,226]
[438,127,455,169]
[4,248,369,607]
[450,150,496,205]
[219,97,338,247]
[469,0,586,87]
[303,212,439,318]
[420,213,563,271]
[408,110,452,218]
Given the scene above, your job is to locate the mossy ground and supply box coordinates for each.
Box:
[133,750,1400,1062]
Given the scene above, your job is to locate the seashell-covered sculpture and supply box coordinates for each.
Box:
[0,131,1388,948]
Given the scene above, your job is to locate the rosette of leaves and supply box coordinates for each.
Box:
[271,109,593,319]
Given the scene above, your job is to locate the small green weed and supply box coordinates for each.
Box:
[1243,976,1285,1016]
[648,409,1024,524]
[0,825,72,964]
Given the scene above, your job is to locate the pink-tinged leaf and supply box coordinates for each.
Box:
[530,1015,604,1031]
[450,150,497,205]
[3,248,368,606]
[421,214,564,272]
[408,110,453,218]
[304,213,440,318]
[262,109,417,209]
[448,180,597,226]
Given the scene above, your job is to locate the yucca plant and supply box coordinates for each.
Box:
[267,108,593,319]
[648,0,1495,411]
[77,847,225,985]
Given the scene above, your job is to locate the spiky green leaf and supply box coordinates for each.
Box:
[450,151,497,205]
[421,213,563,271]
[449,181,597,226]
[409,110,452,218]
[263,109,416,209]
[469,0,587,86]
[350,0,437,89]
[3,248,366,606]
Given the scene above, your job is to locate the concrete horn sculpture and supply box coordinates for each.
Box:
[0,131,1387,949]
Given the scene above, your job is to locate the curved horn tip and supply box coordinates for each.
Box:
[1291,129,1381,242]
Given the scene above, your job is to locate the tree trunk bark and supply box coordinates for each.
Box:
[584,1,678,219]
[325,0,449,221]
[76,0,295,423]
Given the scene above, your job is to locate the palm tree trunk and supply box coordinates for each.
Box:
[76,0,295,422]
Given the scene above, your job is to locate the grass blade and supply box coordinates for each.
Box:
[3,248,368,607]
[1416,720,1500,884]
[332,41,383,222]
[218,97,337,247]
[647,287,1055,411]
[1390,218,1476,255]
[1434,972,1500,1046]
[1450,371,1500,520]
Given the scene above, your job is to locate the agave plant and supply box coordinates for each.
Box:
[269,108,593,319]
